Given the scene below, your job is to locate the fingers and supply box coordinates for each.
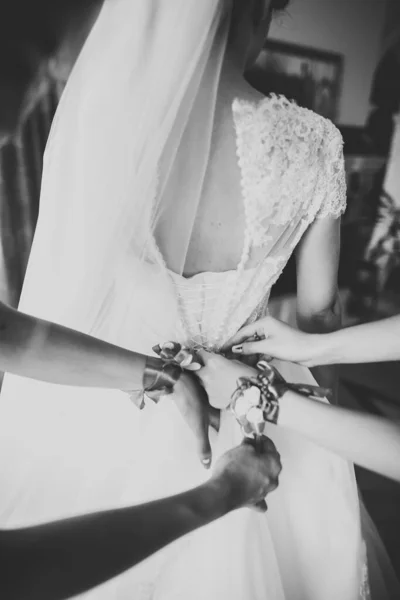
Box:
[243,436,282,481]
[209,394,232,410]
[197,349,213,366]
[267,476,279,493]
[243,435,276,455]
[253,499,268,513]
[176,373,213,468]
[222,323,262,350]
[199,438,212,468]
[231,341,267,356]
[242,438,279,511]
[196,386,213,468]
[260,438,282,480]
[195,416,212,469]
[259,435,279,455]
[208,405,221,432]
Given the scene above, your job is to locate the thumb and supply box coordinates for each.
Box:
[253,499,268,513]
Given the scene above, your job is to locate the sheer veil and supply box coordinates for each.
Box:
[19,0,231,336]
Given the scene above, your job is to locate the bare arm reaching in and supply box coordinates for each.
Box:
[0,301,220,466]
[0,437,281,600]
[197,351,400,483]
[225,314,400,366]
[0,301,146,389]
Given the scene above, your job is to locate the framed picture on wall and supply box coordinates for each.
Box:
[246,40,344,122]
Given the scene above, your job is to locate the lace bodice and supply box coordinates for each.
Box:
[162,96,346,350]
[232,95,346,235]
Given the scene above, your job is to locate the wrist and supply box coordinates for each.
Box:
[124,355,182,409]
[207,471,242,514]
[190,476,235,522]
[309,332,339,367]
[279,389,307,428]
[174,370,191,391]
[124,353,147,389]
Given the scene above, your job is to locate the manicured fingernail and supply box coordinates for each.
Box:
[232,345,243,353]
[202,457,211,468]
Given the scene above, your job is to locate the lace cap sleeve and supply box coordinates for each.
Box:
[315,120,347,220]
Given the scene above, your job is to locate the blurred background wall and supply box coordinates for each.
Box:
[270,0,390,126]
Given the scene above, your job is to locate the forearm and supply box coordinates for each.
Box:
[279,391,400,482]
[0,305,145,389]
[0,478,232,600]
[307,315,400,366]
[297,295,342,397]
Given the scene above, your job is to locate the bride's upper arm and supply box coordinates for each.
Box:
[295,215,341,320]
[295,121,346,320]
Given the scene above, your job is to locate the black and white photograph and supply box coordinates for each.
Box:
[247,40,343,121]
[0,1,399,599]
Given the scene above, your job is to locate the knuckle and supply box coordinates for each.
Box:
[264,438,277,452]
[272,454,282,475]
[268,477,279,492]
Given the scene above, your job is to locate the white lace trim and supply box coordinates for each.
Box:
[232,94,347,244]
[314,118,347,220]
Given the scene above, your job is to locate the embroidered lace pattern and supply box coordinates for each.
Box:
[232,95,347,241]
[167,95,347,351]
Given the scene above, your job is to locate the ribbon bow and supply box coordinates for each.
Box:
[152,342,203,371]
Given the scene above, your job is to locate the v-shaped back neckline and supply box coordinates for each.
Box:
[148,95,272,281]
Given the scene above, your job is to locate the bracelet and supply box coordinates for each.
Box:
[230,360,330,437]
[126,342,202,410]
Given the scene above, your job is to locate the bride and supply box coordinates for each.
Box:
[0,0,398,598]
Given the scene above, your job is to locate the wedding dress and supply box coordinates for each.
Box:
[0,91,398,600]
[0,1,398,598]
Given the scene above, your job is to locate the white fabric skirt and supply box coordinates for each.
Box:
[0,354,398,600]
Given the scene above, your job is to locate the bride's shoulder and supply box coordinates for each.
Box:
[233,93,342,155]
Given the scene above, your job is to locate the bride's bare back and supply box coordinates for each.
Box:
[182,92,247,276]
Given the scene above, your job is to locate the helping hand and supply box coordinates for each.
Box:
[173,371,220,469]
[197,350,257,410]
[223,316,318,366]
[212,436,282,513]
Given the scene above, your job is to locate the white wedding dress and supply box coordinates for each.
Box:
[0,96,398,600]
